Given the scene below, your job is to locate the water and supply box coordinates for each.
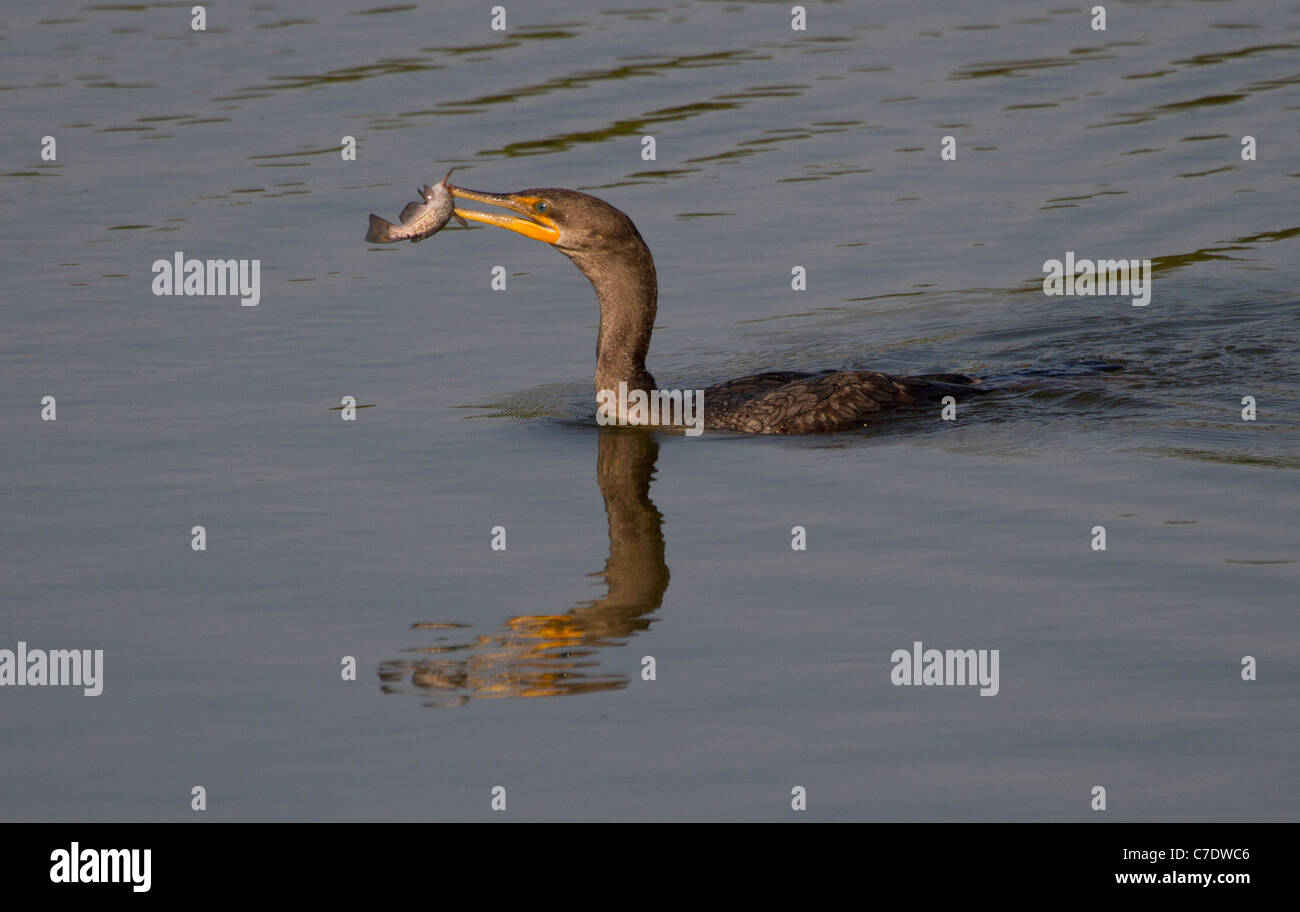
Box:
[2,0,1297,820]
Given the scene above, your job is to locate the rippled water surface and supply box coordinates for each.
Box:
[2,0,1297,820]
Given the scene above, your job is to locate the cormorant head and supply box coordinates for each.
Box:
[448,185,649,266]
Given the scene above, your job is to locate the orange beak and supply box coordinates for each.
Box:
[449,185,561,245]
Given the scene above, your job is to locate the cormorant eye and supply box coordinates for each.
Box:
[534,201,549,214]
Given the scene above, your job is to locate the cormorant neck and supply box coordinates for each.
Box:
[564,238,658,394]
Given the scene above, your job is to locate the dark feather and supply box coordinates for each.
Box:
[703,370,976,434]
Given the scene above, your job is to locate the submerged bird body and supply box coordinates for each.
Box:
[436,184,976,434]
[701,370,976,434]
[365,170,466,244]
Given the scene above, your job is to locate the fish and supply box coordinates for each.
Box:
[364,169,466,244]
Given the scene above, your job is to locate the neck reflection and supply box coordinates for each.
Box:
[379,427,668,705]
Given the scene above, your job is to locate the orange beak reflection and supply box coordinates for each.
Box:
[449,185,561,245]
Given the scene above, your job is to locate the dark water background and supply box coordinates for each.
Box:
[2,0,1297,819]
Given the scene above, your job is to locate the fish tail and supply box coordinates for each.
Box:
[365,213,400,243]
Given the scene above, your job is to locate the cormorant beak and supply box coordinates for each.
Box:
[448,186,561,245]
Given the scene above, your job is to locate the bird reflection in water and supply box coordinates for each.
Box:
[378,427,668,706]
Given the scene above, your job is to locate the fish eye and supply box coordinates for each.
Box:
[534,201,549,214]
